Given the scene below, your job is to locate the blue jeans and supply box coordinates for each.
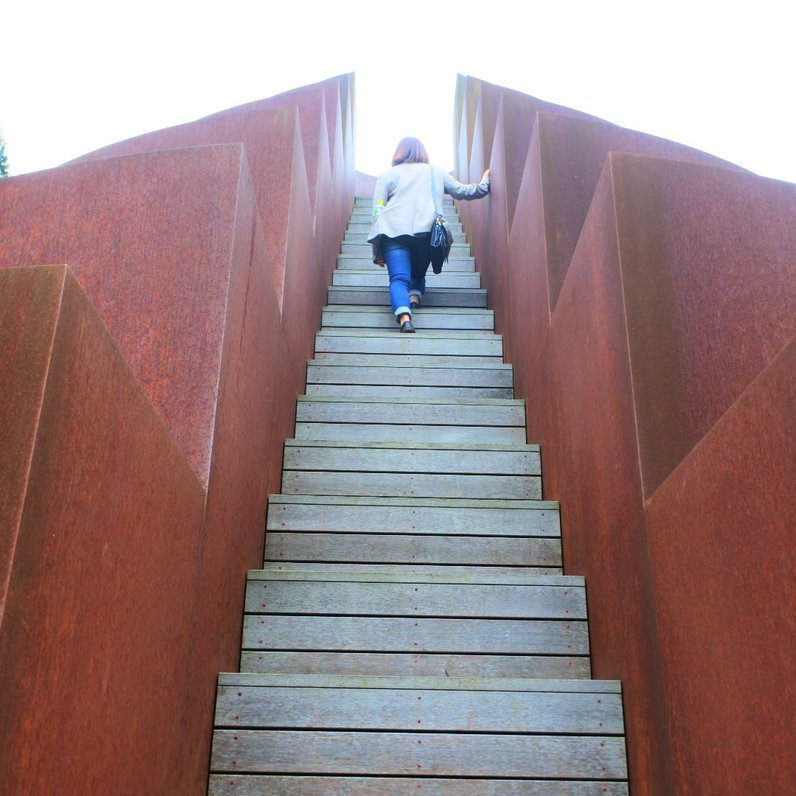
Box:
[381,235,432,319]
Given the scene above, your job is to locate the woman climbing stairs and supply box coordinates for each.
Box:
[208,198,629,794]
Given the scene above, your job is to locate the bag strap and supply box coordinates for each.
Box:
[430,165,442,217]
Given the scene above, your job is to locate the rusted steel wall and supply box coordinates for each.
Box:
[454,74,796,794]
[0,75,355,794]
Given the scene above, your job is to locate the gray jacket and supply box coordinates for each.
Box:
[367,163,489,245]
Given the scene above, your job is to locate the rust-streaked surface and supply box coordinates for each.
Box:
[0,75,356,794]
[0,267,207,793]
[454,74,796,794]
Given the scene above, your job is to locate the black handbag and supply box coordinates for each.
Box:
[429,166,453,274]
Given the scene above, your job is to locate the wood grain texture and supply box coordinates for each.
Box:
[305,364,512,388]
[238,651,591,679]
[314,330,503,356]
[215,685,623,733]
[282,442,540,475]
[281,471,542,499]
[322,307,491,329]
[244,580,585,618]
[293,422,525,444]
[309,353,505,366]
[304,384,514,399]
[210,730,627,778]
[209,775,629,795]
[242,615,588,654]
[266,495,558,535]
[265,532,561,566]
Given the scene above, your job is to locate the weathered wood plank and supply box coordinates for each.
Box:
[281,471,541,499]
[294,422,525,443]
[210,730,627,778]
[262,562,563,576]
[215,685,623,733]
[265,532,561,567]
[314,330,503,356]
[295,397,525,425]
[238,651,591,679]
[307,357,510,370]
[244,580,584,618]
[218,673,613,691]
[322,307,492,330]
[242,615,588,654]
[248,570,580,586]
[266,494,557,509]
[309,352,504,367]
[266,495,555,523]
[209,775,629,795]
[305,364,513,388]
[328,288,487,308]
[304,384,514,399]
[283,443,540,475]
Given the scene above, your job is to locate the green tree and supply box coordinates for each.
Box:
[0,131,9,178]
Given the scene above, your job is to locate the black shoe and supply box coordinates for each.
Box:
[399,320,415,333]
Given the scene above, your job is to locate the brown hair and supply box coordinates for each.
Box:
[391,137,429,166]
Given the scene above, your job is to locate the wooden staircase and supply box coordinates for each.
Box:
[208,198,629,794]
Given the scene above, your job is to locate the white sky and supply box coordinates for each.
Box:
[2,0,794,184]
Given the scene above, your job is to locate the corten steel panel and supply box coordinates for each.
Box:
[610,153,796,497]
[68,75,356,314]
[541,168,673,792]
[70,75,352,218]
[505,125,551,434]
[0,144,250,485]
[182,172,297,739]
[0,267,209,794]
[0,266,65,623]
[536,113,748,312]
[454,74,796,793]
[456,76,601,188]
[73,106,301,308]
[644,337,796,794]
[454,78,749,327]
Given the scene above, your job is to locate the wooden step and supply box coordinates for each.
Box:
[321,306,493,330]
[327,285,487,307]
[294,393,523,443]
[210,776,629,795]
[304,384,514,399]
[333,269,481,289]
[281,440,541,499]
[265,531,561,567]
[264,493,560,568]
[305,362,512,389]
[314,329,502,356]
[238,650,590,679]
[309,352,504,366]
[282,440,539,474]
[266,495,556,535]
[245,571,584,618]
[214,673,623,732]
[242,614,587,655]
[294,422,525,443]
[210,675,625,781]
